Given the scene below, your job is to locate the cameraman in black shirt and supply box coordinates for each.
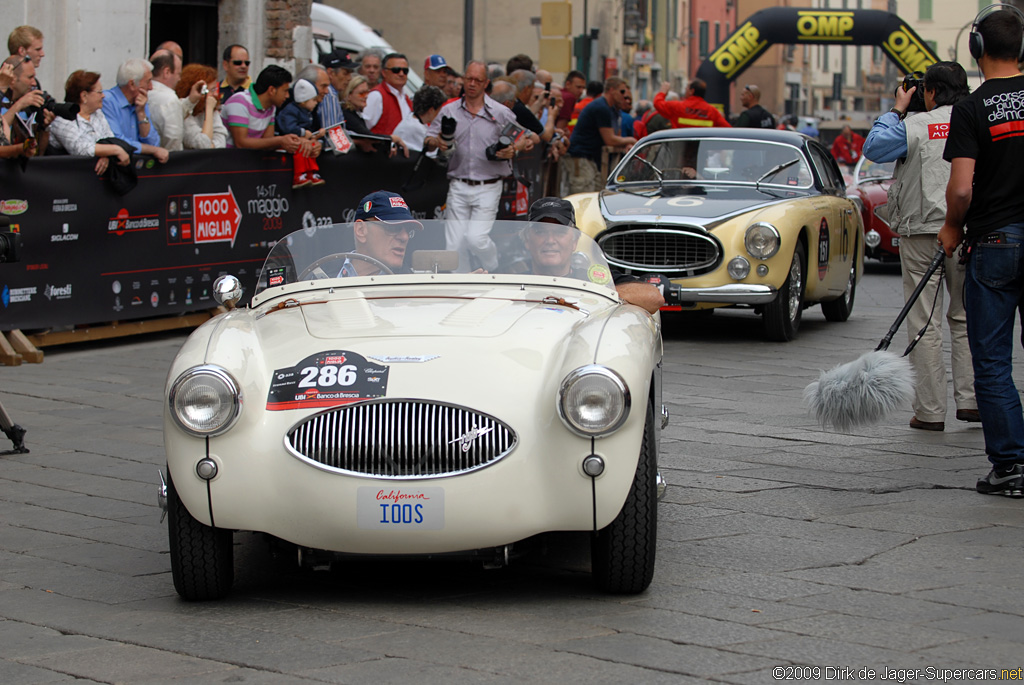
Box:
[939,6,1024,496]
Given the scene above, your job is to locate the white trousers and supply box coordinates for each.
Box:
[900,233,976,421]
[444,179,502,272]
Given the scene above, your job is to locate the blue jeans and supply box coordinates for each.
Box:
[965,223,1024,467]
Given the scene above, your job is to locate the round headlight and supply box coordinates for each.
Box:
[558,366,630,437]
[745,222,781,259]
[727,256,751,280]
[169,365,242,436]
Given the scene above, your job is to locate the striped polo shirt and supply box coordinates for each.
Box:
[221,85,275,147]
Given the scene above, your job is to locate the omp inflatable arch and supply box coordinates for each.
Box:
[695,8,939,114]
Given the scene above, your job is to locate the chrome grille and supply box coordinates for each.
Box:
[599,227,721,276]
[286,400,517,479]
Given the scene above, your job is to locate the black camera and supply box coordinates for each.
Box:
[0,231,22,263]
[896,72,926,113]
[24,89,79,121]
[437,115,457,162]
[486,135,513,160]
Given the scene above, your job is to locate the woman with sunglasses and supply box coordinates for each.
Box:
[342,75,407,157]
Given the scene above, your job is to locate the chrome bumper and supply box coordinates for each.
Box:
[673,283,778,305]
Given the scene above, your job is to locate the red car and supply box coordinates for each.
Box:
[845,157,899,262]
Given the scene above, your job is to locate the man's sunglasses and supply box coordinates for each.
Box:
[386,67,409,74]
[231,60,251,66]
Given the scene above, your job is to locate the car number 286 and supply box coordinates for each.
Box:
[297,364,357,388]
[357,487,445,530]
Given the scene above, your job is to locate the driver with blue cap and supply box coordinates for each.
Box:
[343,190,423,276]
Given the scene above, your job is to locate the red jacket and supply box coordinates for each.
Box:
[567,96,593,136]
[653,92,730,128]
[370,83,412,136]
[830,132,865,165]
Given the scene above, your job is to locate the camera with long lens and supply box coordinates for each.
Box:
[0,217,21,264]
[24,88,79,122]
[436,115,457,163]
[485,122,520,160]
[895,72,926,114]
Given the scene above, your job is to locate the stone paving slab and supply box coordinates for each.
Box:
[2,267,1024,683]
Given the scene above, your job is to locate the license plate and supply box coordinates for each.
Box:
[892,237,901,247]
[357,487,444,530]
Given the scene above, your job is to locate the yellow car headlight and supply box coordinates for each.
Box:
[745,222,781,260]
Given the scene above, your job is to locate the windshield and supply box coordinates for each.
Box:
[255,220,617,295]
[856,158,895,184]
[614,138,814,187]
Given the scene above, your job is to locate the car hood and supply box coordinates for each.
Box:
[599,186,810,225]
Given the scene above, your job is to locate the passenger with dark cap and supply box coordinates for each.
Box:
[341,190,422,276]
[526,197,665,314]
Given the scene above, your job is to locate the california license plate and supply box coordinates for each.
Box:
[357,487,444,530]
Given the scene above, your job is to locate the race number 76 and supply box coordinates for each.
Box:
[298,365,357,388]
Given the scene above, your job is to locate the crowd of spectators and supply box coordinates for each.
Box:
[1,24,834,196]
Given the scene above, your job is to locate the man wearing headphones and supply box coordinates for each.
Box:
[939,6,1024,496]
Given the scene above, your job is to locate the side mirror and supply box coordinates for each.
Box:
[213,274,243,309]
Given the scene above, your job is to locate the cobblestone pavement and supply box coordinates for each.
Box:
[2,263,1022,684]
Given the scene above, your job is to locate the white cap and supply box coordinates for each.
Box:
[293,79,318,103]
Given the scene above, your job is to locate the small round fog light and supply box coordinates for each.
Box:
[582,455,605,477]
[865,229,881,248]
[727,256,750,280]
[196,458,218,480]
[756,264,769,277]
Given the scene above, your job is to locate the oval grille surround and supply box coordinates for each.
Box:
[285,399,518,479]
[599,227,721,276]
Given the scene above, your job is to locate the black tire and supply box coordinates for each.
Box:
[166,468,234,601]
[592,404,657,594]
[763,241,806,342]
[821,244,857,322]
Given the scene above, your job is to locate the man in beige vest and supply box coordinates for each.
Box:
[863,61,977,431]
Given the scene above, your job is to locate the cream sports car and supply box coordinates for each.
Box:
[159,220,664,600]
[569,128,864,341]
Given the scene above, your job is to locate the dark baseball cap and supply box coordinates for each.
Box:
[320,49,357,71]
[354,191,421,224]
[527,197,575,226]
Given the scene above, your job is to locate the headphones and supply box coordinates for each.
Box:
[969,3,1024,61]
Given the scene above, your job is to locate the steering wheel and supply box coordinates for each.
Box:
[297,252,395,281]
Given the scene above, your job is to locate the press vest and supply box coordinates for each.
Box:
[888,105,953,236]
[370,83,412,135]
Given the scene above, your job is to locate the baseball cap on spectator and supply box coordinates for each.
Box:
[527,197,575,226]
[321,49,357,70]
[425,54,449,72]
[292,79,318,104]
[355,191,421,225]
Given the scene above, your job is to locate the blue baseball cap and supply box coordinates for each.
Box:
[425,54,449,71]
[354,191,420,224]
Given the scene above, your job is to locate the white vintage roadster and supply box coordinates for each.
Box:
[160,220,665,600]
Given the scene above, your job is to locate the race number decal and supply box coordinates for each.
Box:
[818,217,830,280]
[267,350,389,410]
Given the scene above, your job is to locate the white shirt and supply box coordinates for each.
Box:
[148,80,186,151]
[362,82,411,130]
[392,116,428,153]
[183,111,228,149]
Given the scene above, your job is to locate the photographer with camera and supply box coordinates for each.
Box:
[425,60,529,272]
[863,61,977,433]
[0,55,54,157]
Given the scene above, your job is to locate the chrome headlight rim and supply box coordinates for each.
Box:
[168,364,242,437]
[557,365,631,438]
[744,222,781,260]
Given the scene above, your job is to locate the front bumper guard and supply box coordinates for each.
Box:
[667,283,778,306]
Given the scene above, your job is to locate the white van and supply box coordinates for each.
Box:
[311,3,422,95]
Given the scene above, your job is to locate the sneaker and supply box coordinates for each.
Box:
[309,172,325,186]
[292,173,310,189]
[976,463,1024,497]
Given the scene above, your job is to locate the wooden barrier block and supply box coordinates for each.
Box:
[0,332,23,366]
[7,330,43,363]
